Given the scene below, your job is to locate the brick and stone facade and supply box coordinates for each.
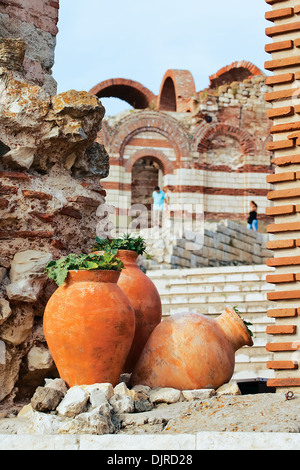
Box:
[90,63,273,230]
[264,0,300,392]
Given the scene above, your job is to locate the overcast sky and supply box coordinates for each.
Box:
[52,0,270,115]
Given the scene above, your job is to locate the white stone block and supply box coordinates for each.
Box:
[149,387,182,404]
[56,386,89,417]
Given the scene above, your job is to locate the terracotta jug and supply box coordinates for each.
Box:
[43,270,135,387]
[116,250,162,373]
[130,306,253,390]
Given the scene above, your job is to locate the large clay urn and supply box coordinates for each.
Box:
[116,250,162,373]
[43,270,135,387]
[130,306,253,390]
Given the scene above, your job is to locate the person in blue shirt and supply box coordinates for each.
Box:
[152,186,165,227]
[247,201,258,231]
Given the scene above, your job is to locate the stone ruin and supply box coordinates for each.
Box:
[0,1,110,410]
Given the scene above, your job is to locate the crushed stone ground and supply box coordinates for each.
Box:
[0,393,299,436]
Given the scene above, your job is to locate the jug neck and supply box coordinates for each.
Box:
[216,306,253,351]
[116,250,139,266]
[67,269,120,284]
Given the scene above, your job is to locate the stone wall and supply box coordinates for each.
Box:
[0,0,60,95]
[142,221,273,270]
[0,20,109,405]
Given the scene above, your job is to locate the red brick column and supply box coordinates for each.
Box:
[264,0,300,391]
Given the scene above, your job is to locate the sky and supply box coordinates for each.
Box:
[52,0,270,116]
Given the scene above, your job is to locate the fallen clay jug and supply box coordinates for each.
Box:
[130,306,253,390]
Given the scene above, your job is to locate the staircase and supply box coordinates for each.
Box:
[148,265,276,381]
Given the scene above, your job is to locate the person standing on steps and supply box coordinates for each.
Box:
[247,201,258,231]
[152,186,165,227]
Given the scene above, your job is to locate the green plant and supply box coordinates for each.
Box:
[233,306,253,337]
[45,252,124,287]
[92,233,147,256]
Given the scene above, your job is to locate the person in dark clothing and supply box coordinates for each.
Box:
[247,201,258,231]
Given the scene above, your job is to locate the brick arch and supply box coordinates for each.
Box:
[89,78,156,109]
[108,111,191,165]
[124,149,174,175]
[209,61,263,89]
[193,122,257,156]
[158,69,196,112]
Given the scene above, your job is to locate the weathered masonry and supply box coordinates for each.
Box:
[264,0,300,392]
[90,63,273,226]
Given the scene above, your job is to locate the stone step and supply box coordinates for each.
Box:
[148,265,274,279]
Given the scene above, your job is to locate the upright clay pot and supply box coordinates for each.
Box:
[130,306,253,390]
[116,250,162,373]
[43,270,135,387]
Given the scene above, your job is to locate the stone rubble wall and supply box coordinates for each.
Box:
[201,74,270,113]
[0,30,109,405]
[0,0,60,95]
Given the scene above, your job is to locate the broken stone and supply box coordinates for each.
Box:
[2,146,36,170]
[0,38,26,71]
[17,403,34,418]
[6,275,47,302]
[31,386,64,412]
[134,399,153,413]
[44,378,68,396]
[216,381,241,396]
[114,381,139,401]
[89,388,108,409]
[0,304,34,346]
[149,387,183,405]
[27,345,54,372]
[0,343,22,402]
[81,382,114,401]
[6,250,52,303]
[9,250,52,283]
[0,268,7,283]
[56,386,89,417]
[109,394,134,414]
[182,389,216,401]
[132,384,151,401]
[0,298,12,325]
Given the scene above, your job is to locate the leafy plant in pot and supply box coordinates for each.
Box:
[43,252,135,387]
[92,233,162,374]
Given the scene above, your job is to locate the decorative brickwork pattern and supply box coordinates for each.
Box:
[265,0,300,392]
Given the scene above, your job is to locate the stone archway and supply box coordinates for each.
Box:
[89,78,156,109]
[130,156,164,228]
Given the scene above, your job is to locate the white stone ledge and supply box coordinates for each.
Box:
[1,432,300,450]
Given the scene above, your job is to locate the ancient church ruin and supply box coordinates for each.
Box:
[92,64,273,227]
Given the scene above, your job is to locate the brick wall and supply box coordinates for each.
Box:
[264,0,300,392]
